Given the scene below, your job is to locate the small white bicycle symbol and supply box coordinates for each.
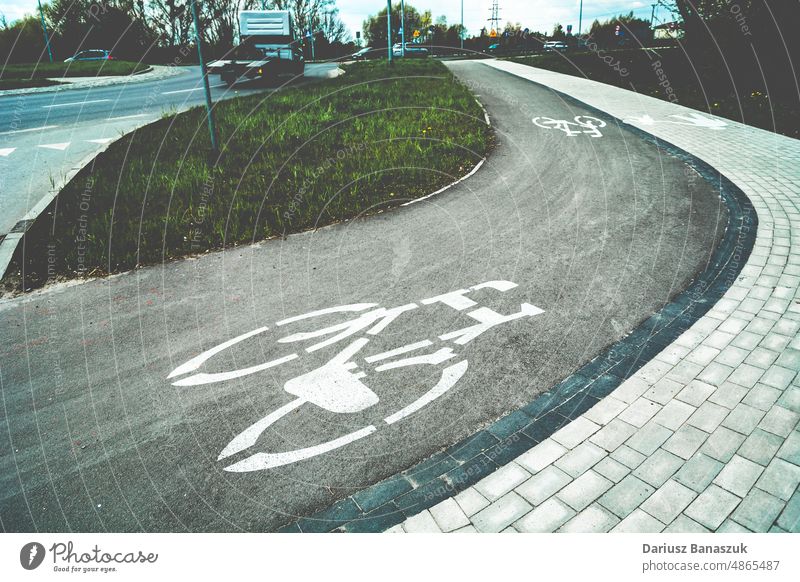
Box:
[532,115,607,137]
[167,280,545,472]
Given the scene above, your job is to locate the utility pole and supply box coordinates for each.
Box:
[578,0,583,35]
[190,0,219,155]
[460,0,464,51]
[386,0,393,63]
[650,3,658,27]
[307,10,316,62]
[400,0,405,57]
[488,1,501,37]
[37,0,53,63]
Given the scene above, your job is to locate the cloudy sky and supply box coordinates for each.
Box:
[2,1,659,38]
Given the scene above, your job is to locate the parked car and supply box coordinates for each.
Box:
[543,41,568,52]
[64,49,113,62]
[487,43,501,54]
[392,43,429,58]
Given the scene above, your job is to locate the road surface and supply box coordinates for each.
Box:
[0,60,727,532]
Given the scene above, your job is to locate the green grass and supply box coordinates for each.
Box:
[5,59,490,291]
[508,47,800,140]
[0,78,61,89]
[1,60,149,80]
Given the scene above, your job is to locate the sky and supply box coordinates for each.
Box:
[1,1,661,38]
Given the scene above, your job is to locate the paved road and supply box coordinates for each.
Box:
[0,60,727,532]
[0,64,340,236]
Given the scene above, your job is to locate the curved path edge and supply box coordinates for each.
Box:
[278,61,763,533]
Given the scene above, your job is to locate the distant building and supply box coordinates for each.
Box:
[653,21,684,40]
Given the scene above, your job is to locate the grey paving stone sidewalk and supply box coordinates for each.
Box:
[389,60,800,533]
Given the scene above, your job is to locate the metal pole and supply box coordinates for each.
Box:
[38,0,53,63]
[578,0,584,35]
[190,0,219,154]
[400,0,405,57]
[460,0,464,51]
[386,0,393,63]
[308,10,315,62]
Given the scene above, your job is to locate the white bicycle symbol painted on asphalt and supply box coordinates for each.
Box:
[167,280,545,472]
[532,115,607,137]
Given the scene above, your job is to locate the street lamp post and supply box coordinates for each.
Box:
[386,0,393,63]
[400,0,405,57]
[190,0,219,155]
[307,10,316,62]
[578,0,583,35]
[37,0,53,63]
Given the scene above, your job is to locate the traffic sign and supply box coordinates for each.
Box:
[489,28,497,37]
[566,24,572,33]
[413,29,420,38]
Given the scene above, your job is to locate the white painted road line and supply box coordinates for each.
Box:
[0,125,58,136]
[161,83,226,95]
[87,138,114,144]
[38,143,70,151]
[43,99,111,109]
[0,148,16,157]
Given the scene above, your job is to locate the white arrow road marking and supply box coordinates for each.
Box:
[626,114,656,125]
[0,125,58,136]
[87,138,114,144]
[669,112,727,129]
[0,148,16,157]
[625,112,726,129]
[42,99,110,108]
[38,142,70,151]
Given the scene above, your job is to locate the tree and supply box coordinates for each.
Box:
[362,2,424,48]
[0,15,48,63]
[267,0,348,43]
[585,12,652,49]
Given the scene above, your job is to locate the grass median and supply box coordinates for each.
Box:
[0,61,150,89]
[4,59,491,292]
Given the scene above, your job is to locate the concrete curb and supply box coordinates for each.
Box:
[0,142,119,280]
